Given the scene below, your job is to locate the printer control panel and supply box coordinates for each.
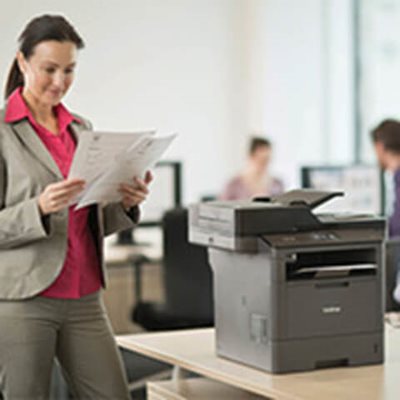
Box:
[275,232,340,244]
[310,232,338,241]
[263,228,382,248]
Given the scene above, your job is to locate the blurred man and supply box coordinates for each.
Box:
[371,119,400,304]
[371,119,400,236]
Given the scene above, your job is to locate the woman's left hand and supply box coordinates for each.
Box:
[119,171,153,210]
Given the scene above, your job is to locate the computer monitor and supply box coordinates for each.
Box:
[301,164,384,214]
[139,161,182,226]
[117,161,182,244]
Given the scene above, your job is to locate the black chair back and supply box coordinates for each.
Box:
[162,207,213,322]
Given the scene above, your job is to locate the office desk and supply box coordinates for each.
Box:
[117,325,400,400]
[104,229,162,302]
[103,229,163,333]
[147,378,263,399]
[104,228,162,263]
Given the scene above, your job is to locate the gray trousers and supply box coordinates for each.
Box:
[0,291,130,400]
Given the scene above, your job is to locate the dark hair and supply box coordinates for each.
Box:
[4,14,84,99]
[249,136,271,155]
[371,119,400,154]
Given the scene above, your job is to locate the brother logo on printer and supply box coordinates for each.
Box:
[322,306,342,314]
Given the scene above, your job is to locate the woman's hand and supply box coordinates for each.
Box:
[119,171,153,210]
[38,178,86,215]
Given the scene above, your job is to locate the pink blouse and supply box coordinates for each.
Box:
[220,175,284,201]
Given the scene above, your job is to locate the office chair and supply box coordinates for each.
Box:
[132,207,214,331]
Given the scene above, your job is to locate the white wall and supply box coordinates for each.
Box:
[0,0,244,203]
[238,0,355,188]
[0,0,355,202]
[360,0,400,162]
[324,0,355,163]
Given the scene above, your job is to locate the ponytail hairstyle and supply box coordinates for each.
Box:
[4,15,85,99]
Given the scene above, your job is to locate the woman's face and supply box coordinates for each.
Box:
[17,40,77,107]
[250,146,272,172]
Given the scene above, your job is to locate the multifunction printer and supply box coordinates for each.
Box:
[189,190,386,373]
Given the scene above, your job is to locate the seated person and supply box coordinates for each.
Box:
[220,137,284,200]
[371,119,400,304]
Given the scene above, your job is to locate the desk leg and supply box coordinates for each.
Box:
[172,366,189,382]
[132,261,142,304]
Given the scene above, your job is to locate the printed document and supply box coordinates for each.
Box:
[68,130,176,209]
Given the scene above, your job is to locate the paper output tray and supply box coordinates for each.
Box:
[293,264,377,279]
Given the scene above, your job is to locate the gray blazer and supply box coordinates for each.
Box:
[0,110,138,299]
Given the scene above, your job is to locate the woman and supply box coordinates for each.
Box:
[0,15,151,399]
[220,136,284,200]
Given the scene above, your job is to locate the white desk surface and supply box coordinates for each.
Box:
[104,227,162,264]
[148,378,264,399]
[117,325,400,400]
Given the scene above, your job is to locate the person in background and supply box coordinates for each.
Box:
[371,119,400,305]
[0,15,152,399]
[371,119,400,236]
[220,136,284,200]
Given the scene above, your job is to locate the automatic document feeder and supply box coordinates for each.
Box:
[189,190,386,373]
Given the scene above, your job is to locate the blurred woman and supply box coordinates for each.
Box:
[220,136,283,200]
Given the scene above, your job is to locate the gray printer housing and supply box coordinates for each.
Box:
[189,190,386,373]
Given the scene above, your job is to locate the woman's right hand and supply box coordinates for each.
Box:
[38,178,86,216]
